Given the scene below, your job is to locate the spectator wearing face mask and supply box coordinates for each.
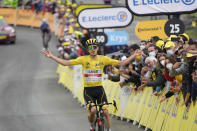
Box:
[139,56,166,93]
[139,40,146,50]
[164,41,175,56]
[147,45,159,58]
[160,56,182,103]
[170,53,196,108]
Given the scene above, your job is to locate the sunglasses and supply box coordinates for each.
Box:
[88,45,97,50]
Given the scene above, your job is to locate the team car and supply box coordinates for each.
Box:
[0,16,16,44]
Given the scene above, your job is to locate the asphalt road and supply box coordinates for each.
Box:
[0,27,142,131]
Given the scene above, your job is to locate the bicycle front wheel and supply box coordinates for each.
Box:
[97,118,105,131]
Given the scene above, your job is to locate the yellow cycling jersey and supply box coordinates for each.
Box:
[70,55,119,87]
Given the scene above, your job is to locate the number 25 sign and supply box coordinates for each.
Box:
[164,18,185,37]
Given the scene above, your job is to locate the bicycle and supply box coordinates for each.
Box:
[89,100,118,131]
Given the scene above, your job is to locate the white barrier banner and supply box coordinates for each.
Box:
[127,0,197,15]
[78,7,133,28]
[73,65,83,98]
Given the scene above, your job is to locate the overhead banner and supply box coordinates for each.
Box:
[75,4,112,16]
[78,7,133,29]
[105,31,129,46]
[126,0,197,15]
[136,20,168,40]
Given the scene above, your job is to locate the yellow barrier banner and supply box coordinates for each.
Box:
[45,12,54,31]
[153,98,173,131]
[146,96,160,130]
[16,9,34,26]
[57,66,197,131]
[134,88,149,123]
[178,104,196,131]
[0,8,16,24]
[139,88,154,127]
[0,8,54,31]
[32,12,44,28]
[114,85,121,117]
[161,97,177,131]
[119,85,133,118]
[188,103,197,131]
[121,91,136,119]
[161,98,174,131]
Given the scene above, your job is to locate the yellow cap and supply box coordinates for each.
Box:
[186,53,194,58]
[72,3,77,8]
[67,2,72,6]
[175,75,182,83]
[167,35,177,41]
[156,40,164,48]
[63,42,70,46]
[66,8,71,12]
[164,41,175,49]
[0,16,3,19]
[68,27,74,34]
[57,0,61,4]
[60,8,65,12]
[179,33,189,41]
[69,18,75,22]
[64,14,69,18]
[75,23,80,28]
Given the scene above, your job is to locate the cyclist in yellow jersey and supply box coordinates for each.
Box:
[42,38,141,131]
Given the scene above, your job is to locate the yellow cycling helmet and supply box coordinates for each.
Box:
[86,38,98,46]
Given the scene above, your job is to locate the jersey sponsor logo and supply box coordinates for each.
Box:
[95,62,104,68]
[86,62,90,69]
[84,69,102,82]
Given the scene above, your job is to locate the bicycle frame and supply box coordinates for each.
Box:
[89,100,118,131]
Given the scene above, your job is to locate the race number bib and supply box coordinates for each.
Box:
[84,69,102,82]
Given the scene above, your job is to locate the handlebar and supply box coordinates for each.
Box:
[89,100,118,113]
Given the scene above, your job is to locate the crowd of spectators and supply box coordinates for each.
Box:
[107,35,197,112]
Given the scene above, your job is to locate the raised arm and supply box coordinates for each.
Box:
[118,50,141,66]
[42,50,72,66]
